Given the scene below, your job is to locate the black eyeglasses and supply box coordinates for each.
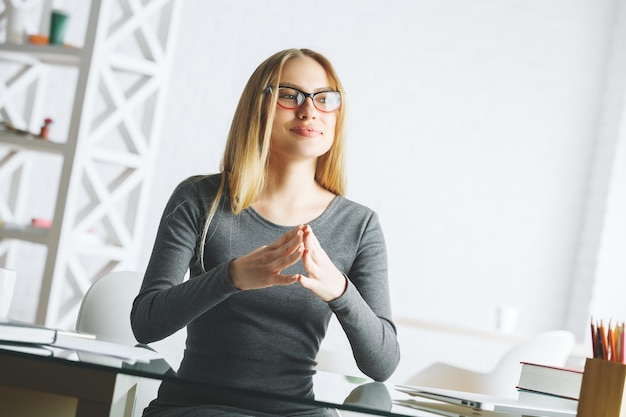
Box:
[265,86,341,112]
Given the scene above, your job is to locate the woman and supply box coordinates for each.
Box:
[131,48,400,416]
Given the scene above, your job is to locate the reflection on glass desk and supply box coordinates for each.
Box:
[0,344,561,417]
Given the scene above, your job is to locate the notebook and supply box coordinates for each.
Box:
[395,385,497,410]
[393,398,522,417]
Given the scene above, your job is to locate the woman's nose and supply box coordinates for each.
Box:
[297,97,317,119]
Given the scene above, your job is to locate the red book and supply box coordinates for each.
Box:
[31,218,52,228]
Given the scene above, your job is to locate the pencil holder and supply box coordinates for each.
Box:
[577,358,626,417]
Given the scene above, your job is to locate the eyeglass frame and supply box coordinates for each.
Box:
[264,86,342,113]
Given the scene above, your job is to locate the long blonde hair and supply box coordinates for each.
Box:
[199,48,347,268]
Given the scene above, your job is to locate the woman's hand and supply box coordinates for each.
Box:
[299,225,347,301]
[229,225,305,290]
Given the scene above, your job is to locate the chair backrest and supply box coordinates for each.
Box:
[484,330,576,397]
[76,270,187,369]
[76,270,143,346]
[77,271,188,416]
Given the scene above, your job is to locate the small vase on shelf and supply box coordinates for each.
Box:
[39,118,53,139]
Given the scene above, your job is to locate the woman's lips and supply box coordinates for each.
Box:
[290,126,322,138]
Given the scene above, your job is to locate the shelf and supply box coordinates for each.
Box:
[0,0,179,327]
[0,129,66,155]
[0,43,83,66]
[0,222,50,245]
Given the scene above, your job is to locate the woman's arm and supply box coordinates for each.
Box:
[130,177,239,344]
[328,212,400,381]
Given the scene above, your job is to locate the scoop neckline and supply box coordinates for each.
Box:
[246,195,341,230]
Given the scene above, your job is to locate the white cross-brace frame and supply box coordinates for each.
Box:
[0,0,180,327]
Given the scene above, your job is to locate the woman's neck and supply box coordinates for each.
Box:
[264,159,318,198]
[252,160,335,226]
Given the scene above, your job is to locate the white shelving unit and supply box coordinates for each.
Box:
[0,0,180,328]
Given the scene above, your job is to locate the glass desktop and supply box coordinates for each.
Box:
[0,344,557,417]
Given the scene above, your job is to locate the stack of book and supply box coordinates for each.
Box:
[0,318,162,364]
[0,318,59,344]
[515,361,584,412]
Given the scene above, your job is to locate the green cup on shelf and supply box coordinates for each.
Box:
[49,9,70,45]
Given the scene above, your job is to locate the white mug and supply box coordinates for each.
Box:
[0,268,17,318]
[495,305,520,334]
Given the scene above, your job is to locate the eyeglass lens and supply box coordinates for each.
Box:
[276,87,341,112]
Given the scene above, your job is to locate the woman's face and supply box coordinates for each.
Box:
[270,56,338,164]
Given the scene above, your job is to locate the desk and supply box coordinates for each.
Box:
[0,346,564,417]
[0,348,140,417]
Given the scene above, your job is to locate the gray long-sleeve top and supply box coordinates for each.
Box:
[131,174,400,414]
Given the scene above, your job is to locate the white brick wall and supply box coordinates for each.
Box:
[565,0,626,341]
[583,0,626,339]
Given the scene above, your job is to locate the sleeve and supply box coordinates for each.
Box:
[328,212,401,381]
[130,177,239,344]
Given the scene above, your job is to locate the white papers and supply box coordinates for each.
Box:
[0,343,54,356]
[52,333,163,364]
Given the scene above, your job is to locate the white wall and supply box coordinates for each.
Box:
[5,0,626,381]
[130,0,625,378]
[142,0,612,326]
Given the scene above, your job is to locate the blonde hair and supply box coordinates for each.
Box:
[199,48,347,268]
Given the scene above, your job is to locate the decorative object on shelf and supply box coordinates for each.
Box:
[28,33,48,44]
[6,4,27,44]
[39,118,53,139]
[48,9,69,46]
[0,121,29,135]
[31,218,52,229]
[25,33,75,48]
[0,120,49,140]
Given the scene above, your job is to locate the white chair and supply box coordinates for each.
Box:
[76,271,186,416]
[76,271,141,346]
[404,330,576,398]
